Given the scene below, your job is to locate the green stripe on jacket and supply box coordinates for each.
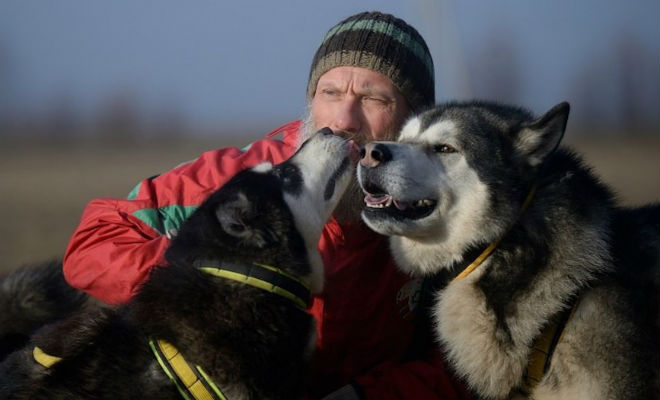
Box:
[125,141,258,235]
[132,205,198,236]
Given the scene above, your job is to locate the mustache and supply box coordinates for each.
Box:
[328,130,366,145]
[298,113,368,147]
[298,110,398,147]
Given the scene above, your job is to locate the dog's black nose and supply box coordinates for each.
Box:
[360,143,392,168]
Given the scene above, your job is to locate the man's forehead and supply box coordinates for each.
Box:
[318,66,399,93]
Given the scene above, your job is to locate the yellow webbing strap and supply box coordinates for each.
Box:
[33,346,63,368]
[199,262,310,310]
[445,183,579,394]
[519,300,578,395]
[453,242,499,281]
[453,184,537,282]
[149,338,227,400]
[519,322,561,393]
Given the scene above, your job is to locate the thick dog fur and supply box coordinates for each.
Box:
[0,260,93,361]
[0,130,357,399]
[357,101,659,399]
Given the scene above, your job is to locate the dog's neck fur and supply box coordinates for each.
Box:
[424,149,617,398]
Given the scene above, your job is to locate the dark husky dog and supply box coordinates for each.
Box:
[0,129,358,400]
[357,101,659,399]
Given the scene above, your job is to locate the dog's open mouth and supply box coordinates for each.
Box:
[362,182,437,220]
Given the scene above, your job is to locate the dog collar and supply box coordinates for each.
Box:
[194,260,311,310]
[149,338,228,400]
[453,184,537,282]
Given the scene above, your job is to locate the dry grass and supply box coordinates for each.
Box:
[1,134,658,273]
[0,137,242,271]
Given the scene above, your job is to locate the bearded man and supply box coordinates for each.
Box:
[64,11,469,400]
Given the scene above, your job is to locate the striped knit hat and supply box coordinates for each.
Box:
[307,11,435,112]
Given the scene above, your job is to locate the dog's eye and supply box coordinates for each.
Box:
[228,223,245,233]
[433,144,456,154]
[274,164,303,194]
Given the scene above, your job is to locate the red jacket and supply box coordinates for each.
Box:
[63,121,470,399]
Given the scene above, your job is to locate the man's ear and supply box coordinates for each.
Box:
[215,192,276,248]
[515,102,570,166]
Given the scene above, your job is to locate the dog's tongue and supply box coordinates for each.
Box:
[364,193,392,207]
[346,140,360,163]
[364,194,412,210]
[364,193,412,211]
[392,199,410,210]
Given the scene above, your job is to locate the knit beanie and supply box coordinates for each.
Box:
[307,11,435,112]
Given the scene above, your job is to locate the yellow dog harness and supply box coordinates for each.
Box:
[451,184,577,394]
[32,261,310,400]
[149,261,310,400]
[34,340,227,400]
[33,346,62,368]
[149,338,227,400]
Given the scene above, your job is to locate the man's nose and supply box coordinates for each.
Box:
[360,143,392,168]
[332,98,361,134]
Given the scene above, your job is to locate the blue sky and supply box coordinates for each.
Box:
[1,0,658,134]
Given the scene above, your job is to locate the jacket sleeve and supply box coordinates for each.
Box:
[63,129,298,305]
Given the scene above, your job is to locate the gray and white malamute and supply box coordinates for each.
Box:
[357,101,659,399]
[0,129,358,399]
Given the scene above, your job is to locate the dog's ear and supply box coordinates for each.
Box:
[215,192,277,248]
[515,102,570,166]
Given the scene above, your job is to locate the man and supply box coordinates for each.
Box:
[63,11,469,399]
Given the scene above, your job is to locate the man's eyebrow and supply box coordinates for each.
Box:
[317,81,343,91]
[361,86,396,99]
[317,80,396,99]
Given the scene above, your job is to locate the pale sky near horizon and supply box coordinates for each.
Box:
[1,0,658,134]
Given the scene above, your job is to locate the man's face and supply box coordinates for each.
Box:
[310,66,410,144]
[304,66,411,223]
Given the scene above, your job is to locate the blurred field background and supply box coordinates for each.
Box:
[1,1,658,272]
[1,134,657,271]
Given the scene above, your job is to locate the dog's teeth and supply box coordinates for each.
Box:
[423,199,434,206]
[364,194,394,208]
